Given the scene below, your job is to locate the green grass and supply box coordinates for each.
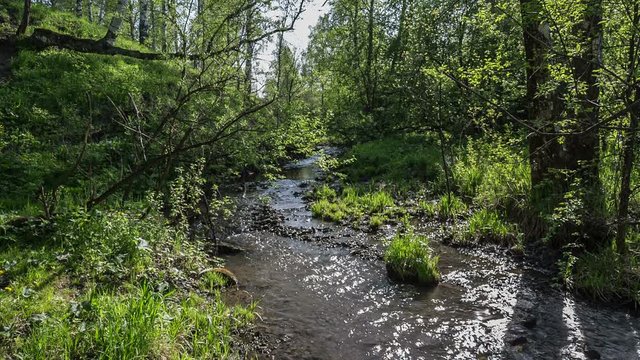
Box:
[564,248,640,305]
[343,135,443,186]
[418,200,437,217]
[436,193,467,219]
[462,209,519,246]
[384,231,440,286]
[310,185,400,227]
[0,209,254,358]
[453,134,530,213]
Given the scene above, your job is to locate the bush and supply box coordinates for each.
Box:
[564,248,640,305]
[384,232,440,286]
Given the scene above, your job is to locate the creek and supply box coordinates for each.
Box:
[224,150,640,359]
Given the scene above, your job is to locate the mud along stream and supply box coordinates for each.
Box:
[222,151,640,359]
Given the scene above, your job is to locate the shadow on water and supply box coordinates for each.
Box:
[503,262,640,359]
[224,150,640,359]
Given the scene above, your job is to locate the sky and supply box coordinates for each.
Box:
[255,0,330,89]
[283,0,330,51]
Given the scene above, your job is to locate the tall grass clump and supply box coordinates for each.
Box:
[310,185,398,226]
[384,231,440,286]
[453,133,530,213]
[462,209,519,246]
[562,248,640,305]
[436,193,467,219]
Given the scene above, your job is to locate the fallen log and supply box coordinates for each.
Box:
[23,28,179,60]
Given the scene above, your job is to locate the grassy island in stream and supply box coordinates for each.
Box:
[384,231,440,286]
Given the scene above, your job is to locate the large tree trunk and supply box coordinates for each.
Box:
[617,3,640,255]
[139,0,150,44]
[16,0,31,35]
[519,0,563,188]
[565,0,605,248]
[101,0,128,46]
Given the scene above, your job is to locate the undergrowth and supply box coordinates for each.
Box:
[0,208,255,358]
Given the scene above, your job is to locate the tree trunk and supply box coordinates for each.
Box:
[616,3,640,254]
[565,0,605,248]
[98,0,106,23]
[139,0,149,44]
[519,0,563,188]
[390,0,407,73]
[16,0,31,35]
[87,0,93,22]
[364,0,375,113]
[161,0,167,52]
[150,0,156,49]
[128,0,136,40]
[101,0,128,46]
[75,0,82,17]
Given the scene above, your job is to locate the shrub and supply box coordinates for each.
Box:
[384,232,440,286]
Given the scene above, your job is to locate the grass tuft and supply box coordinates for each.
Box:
[384,231,440,286]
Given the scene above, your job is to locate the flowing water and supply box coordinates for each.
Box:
[225,151,640,360]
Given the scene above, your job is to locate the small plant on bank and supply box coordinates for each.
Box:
[418,200,437,217]
[200,271,229,292]
[369,214,386,230]
[437,193,467,219]
[384,231,440,286]
[454,209,520,247]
